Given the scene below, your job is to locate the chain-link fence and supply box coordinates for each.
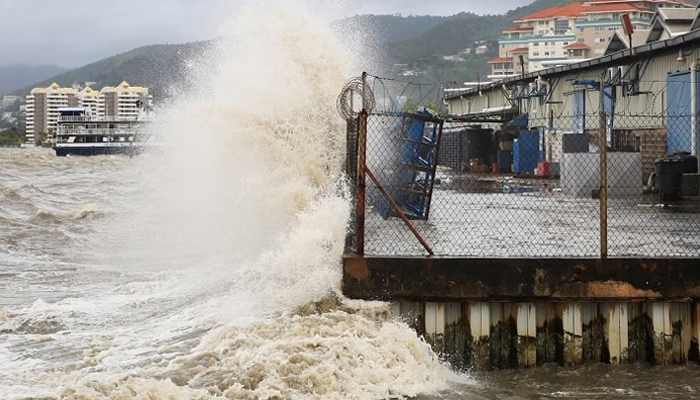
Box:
[341,74,700,258]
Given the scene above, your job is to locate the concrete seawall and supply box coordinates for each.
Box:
[343,256,700,369]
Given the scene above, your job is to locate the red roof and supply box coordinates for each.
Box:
[509,47,529,53]
[563,43,591,49]
[488,57,514,63]
[514,3,585,22]
[584,0,697,8]
[583,2,644,13]
[585,0,692,4]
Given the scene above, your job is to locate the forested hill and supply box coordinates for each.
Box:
[335,0,585,82]
[15,42,212,99]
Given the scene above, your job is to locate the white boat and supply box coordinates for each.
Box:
[53,107,158,156]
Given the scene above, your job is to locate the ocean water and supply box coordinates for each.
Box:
[2,3,700,400]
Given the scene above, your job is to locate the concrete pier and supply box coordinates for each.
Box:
[343,256,700,369]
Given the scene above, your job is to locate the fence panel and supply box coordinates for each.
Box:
[341,75,700,258]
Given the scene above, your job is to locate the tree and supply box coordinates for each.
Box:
[0,126,24,147]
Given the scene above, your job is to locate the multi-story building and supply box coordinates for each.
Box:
[25,83,76,144]
[489,0,694,80]
[97,81,150,121]
[25,81,152,144]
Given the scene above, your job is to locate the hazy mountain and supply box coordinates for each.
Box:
[17,41,214,99]
[0,64,67,95]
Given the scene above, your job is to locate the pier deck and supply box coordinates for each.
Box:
[338,74,700,369]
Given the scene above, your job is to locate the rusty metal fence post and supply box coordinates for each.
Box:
[357,109,368,256]
[344,117,358,253]
[599,74,608,260]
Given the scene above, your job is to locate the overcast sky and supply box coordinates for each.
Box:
[0,0,532,68]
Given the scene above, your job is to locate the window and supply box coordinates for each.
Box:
[555,19,569,35]
[544,51,550,56]
[533,51,540,56]
[533,42,539,46]
[563,41,569,45]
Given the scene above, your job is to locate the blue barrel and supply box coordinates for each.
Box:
[513,130,539,174]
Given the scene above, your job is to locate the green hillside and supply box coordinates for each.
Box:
[331,0,579,83]
[333,14,449,44]
[388,0,587,83]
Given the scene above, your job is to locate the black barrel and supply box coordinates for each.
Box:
[655,152,698,201]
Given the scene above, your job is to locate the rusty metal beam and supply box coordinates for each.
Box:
[356,110,367,256]
[365,168,434,256]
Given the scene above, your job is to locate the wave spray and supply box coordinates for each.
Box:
[0,2,462,399]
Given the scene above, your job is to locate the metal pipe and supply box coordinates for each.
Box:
[361,71,367,113]
[691,60,699,169]
[599,74,608,260]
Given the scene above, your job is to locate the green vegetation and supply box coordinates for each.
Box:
[340,0,589,83]
[0,124,24,147]
[334,14,449,43]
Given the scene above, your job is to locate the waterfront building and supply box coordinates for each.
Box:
[490,0,694,80]
[24,81,152,144]
[25,83,75,144]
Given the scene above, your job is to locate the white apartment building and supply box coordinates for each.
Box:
[97,81,150,121]
[25,81,152,144]
[25,83,75,144]
[490,0,694,80]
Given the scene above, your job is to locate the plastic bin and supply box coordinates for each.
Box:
[655,152,698,201]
